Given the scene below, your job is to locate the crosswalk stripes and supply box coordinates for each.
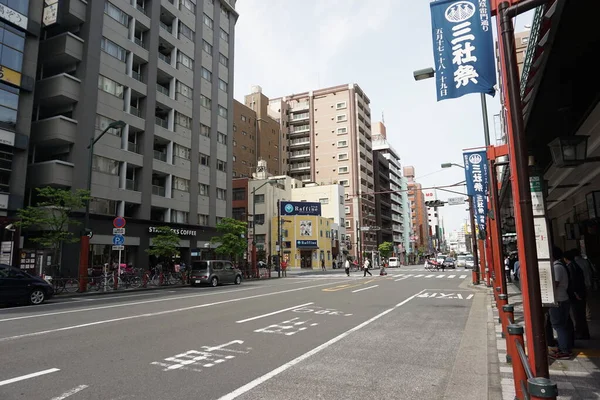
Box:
[391,273,469,280]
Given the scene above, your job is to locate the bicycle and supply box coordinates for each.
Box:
[51,277,80,294]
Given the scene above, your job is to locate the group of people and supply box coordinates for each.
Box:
[546,246,595,360]
[342,257,387,277]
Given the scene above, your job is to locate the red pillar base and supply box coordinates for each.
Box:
[78,235,89,293]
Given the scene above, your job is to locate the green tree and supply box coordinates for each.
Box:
[210,218,247,262]
[257,249,267,262]
[146,226,180,262]
[378,241,394,259]
[16,187,90,270]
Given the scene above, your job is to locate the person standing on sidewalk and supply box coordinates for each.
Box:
[572,248,594,321]
[564,250,590,339]
[345,257,351,277]
[363,258,372,277]
[321,259,326,271]
[549,246,574,359]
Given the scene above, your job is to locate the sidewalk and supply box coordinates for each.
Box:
[490,282,600,399]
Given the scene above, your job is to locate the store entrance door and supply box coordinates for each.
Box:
[300,251,312,269]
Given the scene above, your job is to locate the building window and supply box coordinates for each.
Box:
[337,140,348,148]
[337,127,348,135]
[217,188,226,200]
[199,183,209,196]
[173,177,190,192]
[232,207,245,220]
[98,75,123,98]
[339,179,349,187]
[319,198,329,204]
[201,67,212,82]
[338,166,349,174]
[233,188,245,200]
[220,4,229,20]
[95,114,123,137]
[254,194,265,203]
[336,114,347,122]
[200,124,210,137]
[202,40,212,55]
[101,37,127,62]
[198,213,209,225]
[217,159,226,172]
[217,131,227,144]
[177,51,194,70]
[173,144,190,160]
[90,198,118,216]
[336,101,347,110]
[0,83,18,129]
[203,13,213,29]
[0,24,25,73]
[178,21,194,41]
[345,220,351,228]
[200,95,211,109]
[175,112,192,129]
[92,155,119,175]
[172,210,189,223]
[180,0,196,14]
[219,28,229,43]
[345,206,350,214]
[219,53,229,67]
[218,106,228,118]
[218,79,228,93]
[104,2,129,27]
[1,0,28,15]
[176,81,193,99]
[254,214,265,225]
[338,153,349,161]
[199,152,209,166]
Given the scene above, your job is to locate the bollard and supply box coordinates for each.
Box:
[528,377,558,400]
[495,286,502,306]
[507,324,527,400]
[502,304,514,339]
[113,270,118,291]
[498,294,508,323]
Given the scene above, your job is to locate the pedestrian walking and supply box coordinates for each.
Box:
[548,246,574,360]
[321,259,326,271]
[564,250,590,339]
[572,248,595,321]
[363,258,372,277]
[345,258,351,277]
[281,259,287,277]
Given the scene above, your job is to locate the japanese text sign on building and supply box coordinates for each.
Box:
[430,0,496,101]
[463,150,489,233]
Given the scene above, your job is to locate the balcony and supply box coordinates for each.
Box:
[129,106,143,118]
[127,141,140,153]
[289,125,310,136]
[159,21,173,34]
[134,37,147,50]
[393,235,402,243]
[289,112,309,123]
[155,116,168,129]
[392,214,401,222]
[289,162,310,171]
[392,204,401,213]
[136,4,147,15]
[393,224,403,232]
[61,0,87,27]
[391,194,402,204]
[153,150,167,162]
[152,185,166,197]
[290,102,309,112]
[158,52,172,65]
[157,84,170,96]
[290,150,310,159]
[39,33,84,68]
[132,71,143,83]
[126,179,139,191]
[27,161,74,188]
[289,138,310,148]
[35,73,81,107]
[30,116,78,146]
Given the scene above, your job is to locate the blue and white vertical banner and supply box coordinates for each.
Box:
[463,151,489,233]
[430,0,496,101]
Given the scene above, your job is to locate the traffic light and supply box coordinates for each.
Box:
[425,200,445,208]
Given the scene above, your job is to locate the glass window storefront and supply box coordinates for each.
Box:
[0,23,25,72]
[0,0,29,16]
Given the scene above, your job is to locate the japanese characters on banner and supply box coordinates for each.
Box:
[430,0,496,101]
[463,151,489,234]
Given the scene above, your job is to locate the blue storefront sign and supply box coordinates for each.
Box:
[463,151,489,233]
[280,201,321,216]
[430,0,496,101]
[296,240,318,249]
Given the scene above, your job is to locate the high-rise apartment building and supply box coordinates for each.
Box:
[26,0,238,274]
[372,122,408,260]
[269,84,376,261]
[404,166,430,253]
[232,86,285,178]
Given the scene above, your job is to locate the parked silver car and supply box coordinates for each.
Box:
[189,260,242,287]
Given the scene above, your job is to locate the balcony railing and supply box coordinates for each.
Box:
[290,150,310,158]
[132,71,143,82]
[155,117,168,129]
[289,138,310,147]
[127,142,139,153]
[158,52,171,65]
[153,150,167,162]
[126,179,138,191]
[157,85,170,96]
[159,21,173,34]
[129,106,142,118]
[134,37,147,49]
[290,162,310,171]
[152,185,166,196]
[136,4,147,14]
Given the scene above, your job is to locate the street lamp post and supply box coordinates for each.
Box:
[78,120,126,293]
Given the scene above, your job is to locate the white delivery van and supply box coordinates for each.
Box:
[388,257,400,267]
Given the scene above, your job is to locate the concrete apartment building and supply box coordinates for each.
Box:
[372,122,409,260]
[25,0,238,273]
[404,166,430,253]
[269,83,376,261]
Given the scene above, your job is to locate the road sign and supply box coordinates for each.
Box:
[113,228,125,235]
[112,235,125,245]
[112,245,125,251]
[113,216,126,228]
[448,197,466,206]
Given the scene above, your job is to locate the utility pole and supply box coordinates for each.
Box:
[468,196,480,285]
[277,199,281,278]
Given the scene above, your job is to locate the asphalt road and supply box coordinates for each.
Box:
[0,267,489,400]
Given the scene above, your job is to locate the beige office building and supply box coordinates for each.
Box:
[269,84,376,260]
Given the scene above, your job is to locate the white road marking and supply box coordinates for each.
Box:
[351,285,378,293]
[413,274,424,278]
[404,274,413,278]
[236,303,314,323]
[50,385,89,400]
[448,275,456,278]
[460,274,467,279]
[72,292,158,302]
[436,275,445,278]
[217,289,427,400]
[0,281,349,342]
[0,368,60,387]
[394,277,409,282]
[425,274,435,278]
[0,280,327,323]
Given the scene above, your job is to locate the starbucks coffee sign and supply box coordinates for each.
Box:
[148,227,197,236]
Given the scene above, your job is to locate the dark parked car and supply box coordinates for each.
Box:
[443,257,456,269]
[0,264,54,305]
[189,260,242,287]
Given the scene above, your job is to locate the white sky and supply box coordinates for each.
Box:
[233,0,533,234]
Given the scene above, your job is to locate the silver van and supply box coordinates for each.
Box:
[189,260,243,287]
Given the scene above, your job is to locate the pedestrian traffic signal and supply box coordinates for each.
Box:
[425,200,445,208]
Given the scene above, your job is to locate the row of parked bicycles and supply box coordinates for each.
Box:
[47,268,188,294]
